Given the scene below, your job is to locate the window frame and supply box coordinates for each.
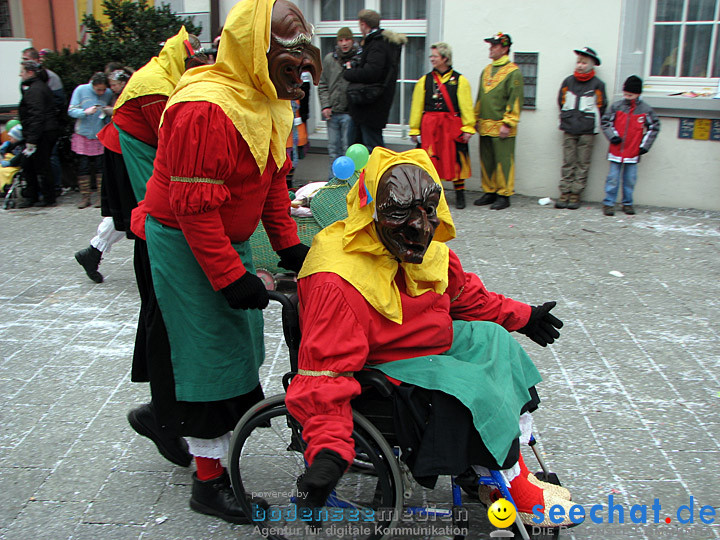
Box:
[643,0,720,92]
[310,0,439,140]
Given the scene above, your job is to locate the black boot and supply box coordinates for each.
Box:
[455,190,466,210]
[74,245,104,283]
[127,403,192,467]
[490,195,511,210]
[473,192,497,206]
[190,471,255,524]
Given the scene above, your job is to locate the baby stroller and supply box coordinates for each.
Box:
[3,167,26,210]
[227,291,568,540]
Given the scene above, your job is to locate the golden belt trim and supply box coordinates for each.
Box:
[297,369,354,378]
[170,176,225,185]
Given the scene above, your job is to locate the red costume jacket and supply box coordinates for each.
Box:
[113,94,168,148]
[285,250,531,466]
[134,100,298,290]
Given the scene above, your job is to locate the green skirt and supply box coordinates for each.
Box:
[373,320,542,466]
[145,216,265,402]
[116,125,156,202]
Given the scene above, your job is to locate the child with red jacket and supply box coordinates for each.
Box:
[600,75,660,216]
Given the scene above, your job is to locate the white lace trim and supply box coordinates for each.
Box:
[185,432,231,460]
[519,412,534,445]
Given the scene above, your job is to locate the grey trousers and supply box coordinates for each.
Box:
[560,133,595,194]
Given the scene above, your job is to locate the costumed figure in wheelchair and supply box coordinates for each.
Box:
[282,147,578,532]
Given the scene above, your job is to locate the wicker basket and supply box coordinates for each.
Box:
[249,178,355,274]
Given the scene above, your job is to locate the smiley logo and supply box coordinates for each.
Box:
[487,498,517,528]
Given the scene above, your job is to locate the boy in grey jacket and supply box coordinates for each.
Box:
[318,27,358,179]
[555,47,607,209]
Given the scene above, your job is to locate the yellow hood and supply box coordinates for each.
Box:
[161,0,292,172]
[114,26,189,111]
[299,148,456,323]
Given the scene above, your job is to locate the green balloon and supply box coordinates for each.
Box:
[346,143,370,171]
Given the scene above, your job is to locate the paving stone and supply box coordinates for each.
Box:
[0,160,719,540]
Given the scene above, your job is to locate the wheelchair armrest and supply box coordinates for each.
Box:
[355,370,394,398]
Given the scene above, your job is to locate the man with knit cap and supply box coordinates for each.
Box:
[600,75,660,216]
[473,32,523,210]
[318,26,358,179]
[130,0,321,523]
[285,147,577,529]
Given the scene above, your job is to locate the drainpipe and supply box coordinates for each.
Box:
[47,0,58,50]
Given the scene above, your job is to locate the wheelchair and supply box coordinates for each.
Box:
[228,291,566,540]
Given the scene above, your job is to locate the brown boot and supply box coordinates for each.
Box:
[94,176,102,208]
[77,175,92,209]
[554,193,570,209]
[567,193,581,210]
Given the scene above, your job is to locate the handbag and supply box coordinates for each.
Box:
[347,81,386,106]
[433,72,465,142]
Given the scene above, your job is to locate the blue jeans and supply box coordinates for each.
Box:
[603,161,638,206]
[327,113,353,179]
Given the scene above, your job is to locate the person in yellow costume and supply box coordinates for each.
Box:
[129,0,321,524]
[473,32,523,211]
[409,42,475,209]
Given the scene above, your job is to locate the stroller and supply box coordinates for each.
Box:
[3,167,26,210]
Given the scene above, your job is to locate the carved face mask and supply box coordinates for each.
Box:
[374,165,442,264]
[267,0,321,100]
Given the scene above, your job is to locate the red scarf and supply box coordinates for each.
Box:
[574,69,595,82]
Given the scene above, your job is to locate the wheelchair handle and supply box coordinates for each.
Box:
[267,290,293,310]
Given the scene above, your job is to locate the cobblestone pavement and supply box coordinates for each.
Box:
[1,176,719,540]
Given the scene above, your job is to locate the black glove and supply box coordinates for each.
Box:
[277,243,310,273]
[610,136,622,145]
[296,449,348,526]
[518,301,563,347]
[638,147,648,155]
[220,272,269,309]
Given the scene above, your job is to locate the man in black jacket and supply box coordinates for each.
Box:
[343,9,406,150]
[18,61,60,208]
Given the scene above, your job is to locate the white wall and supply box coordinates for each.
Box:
[444,0,720,211]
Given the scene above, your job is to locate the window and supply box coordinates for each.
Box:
[0,0,12,38]
[312,0,430,137]
[514,52,538,109]
[648,0,720,79]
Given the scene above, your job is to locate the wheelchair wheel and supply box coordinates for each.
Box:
[228,394,404,540]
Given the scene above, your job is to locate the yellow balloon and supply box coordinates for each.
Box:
[487,498,517,528]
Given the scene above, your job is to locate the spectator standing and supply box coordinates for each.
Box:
[473,32,523,211]
[23,48,65,193]
[343,9,406,150]
[600,75,660,216]
[68,72,113,208]
[318,26,358,179]
[409,42,475,209]
[18,61,60,208]
[555,47,607,210]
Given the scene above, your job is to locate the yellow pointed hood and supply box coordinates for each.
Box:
[161,0,292,172]
[299,148,457,323]
[114,26,190,111]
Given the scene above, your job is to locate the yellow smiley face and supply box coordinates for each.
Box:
[487,498,517,528]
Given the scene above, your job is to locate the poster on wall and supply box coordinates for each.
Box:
[678,118,720,141]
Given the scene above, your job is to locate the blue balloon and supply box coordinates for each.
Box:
[332,156,355,180]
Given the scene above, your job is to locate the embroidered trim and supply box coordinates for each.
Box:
[141,99,168,109]
[481,63,518,93]
[297,369,354,378]
[450,285,465,303]
[170,176,225,185]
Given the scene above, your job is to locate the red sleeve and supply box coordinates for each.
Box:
[285,275,368,466]
[447,250,531,331]
[164,103,248,290]
[262,157,300,252]
[138,96,167,146]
